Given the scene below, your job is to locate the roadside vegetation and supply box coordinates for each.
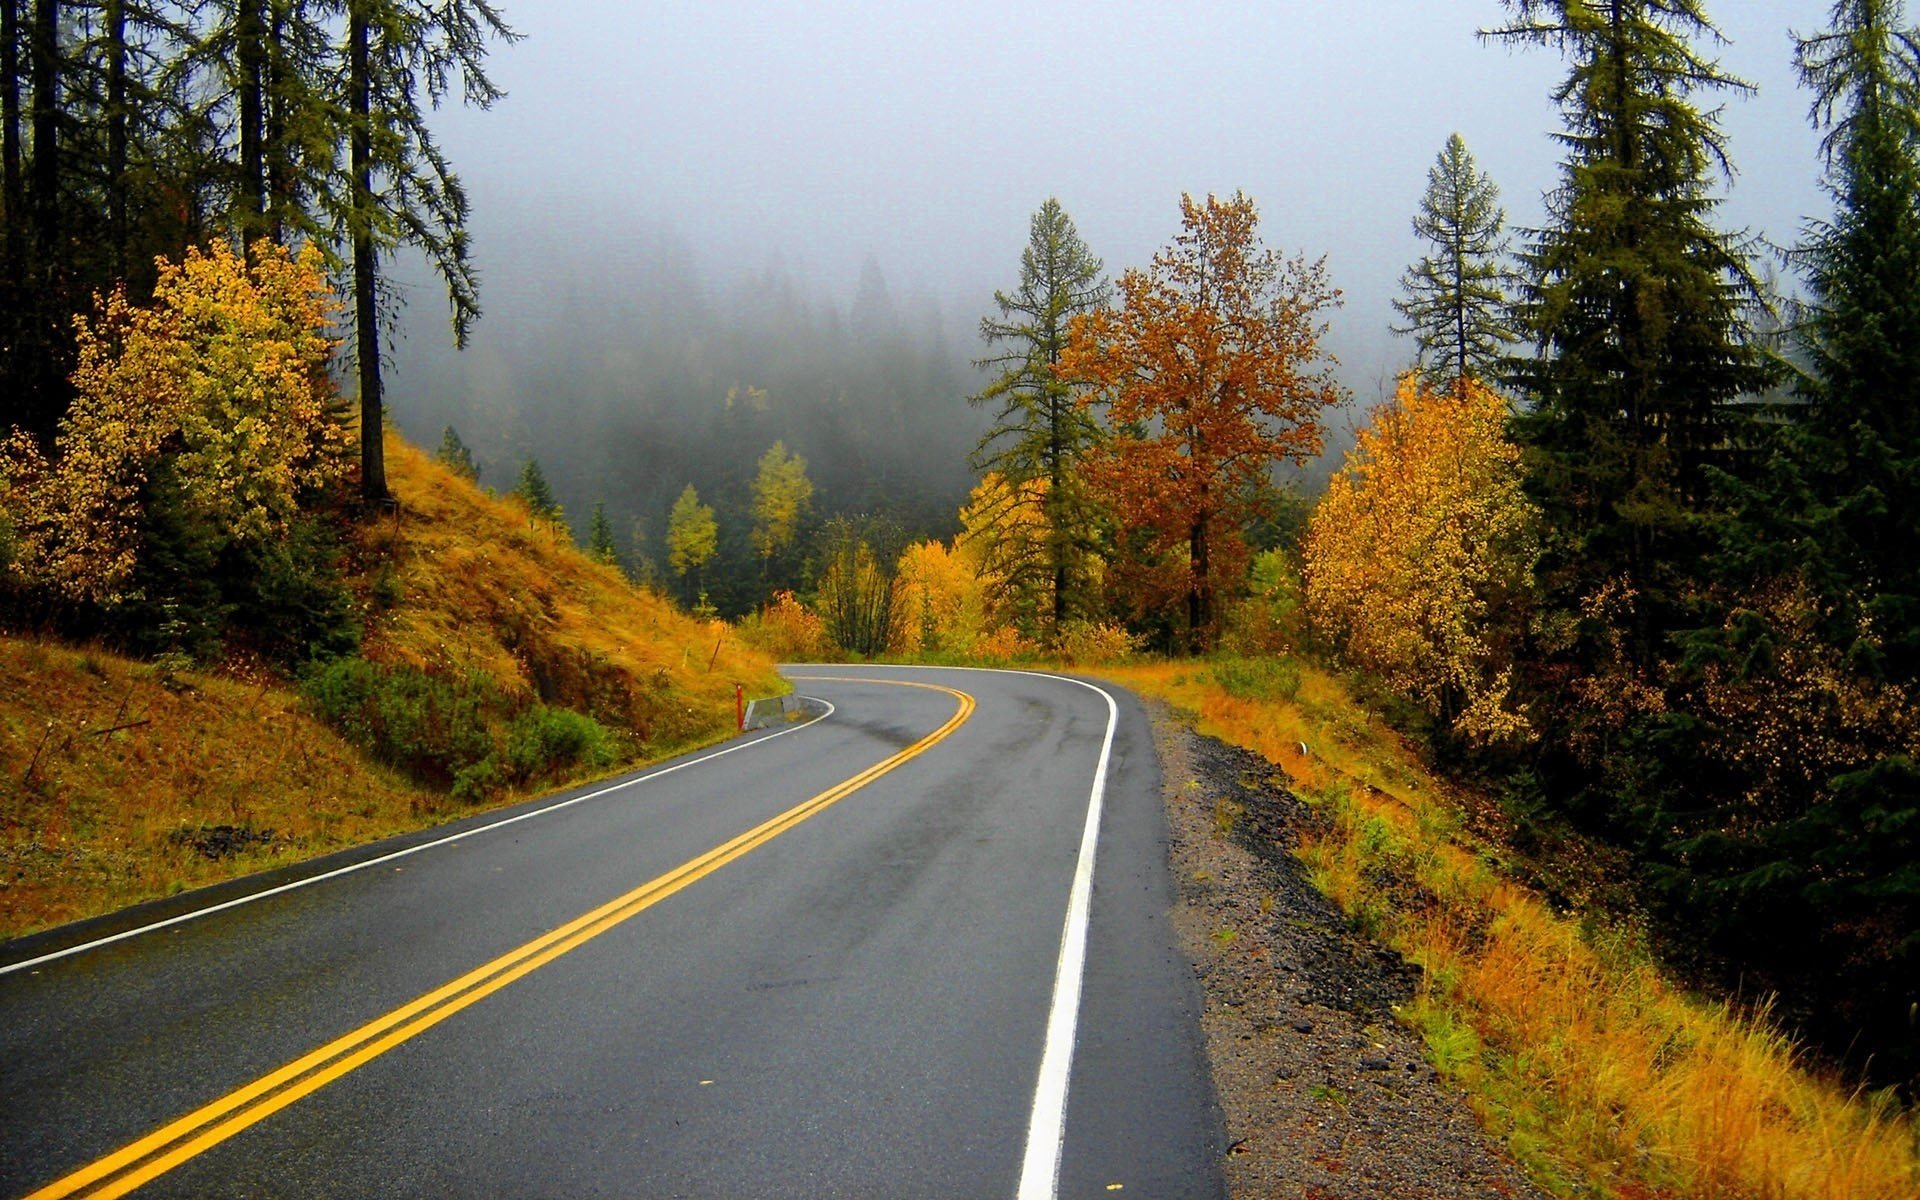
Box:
[1104,657,1920,1200]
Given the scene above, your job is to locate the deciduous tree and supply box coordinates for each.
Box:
[665,482,716,602]
[748,440,812,576]
[1060,191,1343,649]
[1304,375,1540,744]
[1,239,347,604]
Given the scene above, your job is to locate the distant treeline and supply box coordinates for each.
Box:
[398,226,984,617]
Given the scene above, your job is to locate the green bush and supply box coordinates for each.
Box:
[301,658,496,786]
[506,704,618,782]
[1211,655,1302,702]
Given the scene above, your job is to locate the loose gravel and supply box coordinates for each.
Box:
[1149,700,1548,1200]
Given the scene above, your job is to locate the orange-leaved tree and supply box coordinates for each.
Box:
[2,240,347,605]
[1059,192,1343,649]
[1303,375,1540,744]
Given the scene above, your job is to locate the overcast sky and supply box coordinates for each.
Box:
[412,0,1834,403]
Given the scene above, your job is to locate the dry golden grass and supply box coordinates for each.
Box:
[367,435,782,744]
[0,431,782,941]
[1099,658,1920,1200]
[0,634,434,938]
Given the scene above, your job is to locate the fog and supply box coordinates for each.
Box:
[384,1,1832,563]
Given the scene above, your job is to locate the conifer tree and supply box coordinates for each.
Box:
[1484,0,1775,667]
[585,500,619,567]
[340,0,517,501]
[1392,133,1518,388]
[970,198,1109,640]
[512,456,556,523]
[1790,0,1920,672]
[435,424,477,481]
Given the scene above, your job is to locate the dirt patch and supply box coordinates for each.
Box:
[1150,699,1546,1200]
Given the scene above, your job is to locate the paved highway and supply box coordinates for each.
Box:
[1,666,1224,1199]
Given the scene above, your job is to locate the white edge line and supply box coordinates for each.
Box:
[1013,670,1118,1200]
[825,664,1119,1200]
[0,696,835,977]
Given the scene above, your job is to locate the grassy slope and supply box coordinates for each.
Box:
[1099,659,1920,1200]
[0,432,781,941]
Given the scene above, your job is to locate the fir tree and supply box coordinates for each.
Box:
[969,197,1110,640]
[340,0,518,501]
[512,456,556,523]
[1791,0,1920,672]
[1484,0,1775,666]
[585,500,619,567]
[435,424,477,481]
[1392,133,1519,388]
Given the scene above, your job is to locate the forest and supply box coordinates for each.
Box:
[0,0,1916,1115]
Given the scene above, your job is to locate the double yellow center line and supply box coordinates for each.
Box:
[29,678,972,1200]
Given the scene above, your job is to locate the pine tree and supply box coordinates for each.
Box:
[1791,0,1920,672]
[340,0,517,501]
[435,424,477,481]
[1392,133,1519,388]
[969,198,1110,640]
[585,501,619,567]
[1484,0,1775,667]
[512,456,556,523]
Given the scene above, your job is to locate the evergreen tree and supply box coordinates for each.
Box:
[1392,133,1519,388]
[1484,0,1775,668]
[435,424,477,481]
[585,500,619,567]
[1791,0,1920,673]
[969,197,1110,640]
[512,456,556,523]
[339,0,517,501]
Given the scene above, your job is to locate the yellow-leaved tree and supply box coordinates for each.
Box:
[2,240,348,605]
[890,538,990,657]
[1303,375,1539,744]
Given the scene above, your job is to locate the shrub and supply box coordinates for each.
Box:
[506,704,618,782]
[1211,655,1302,702]
[737,590,833,661]
[1054,620,1140,666]
[300,658,496,786]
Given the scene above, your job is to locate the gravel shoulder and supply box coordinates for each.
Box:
[1147,698,1548,1200]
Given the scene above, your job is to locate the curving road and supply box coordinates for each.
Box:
[0,666,1225,1199]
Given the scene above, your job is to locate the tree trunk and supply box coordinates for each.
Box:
[237,0,265,243]
[266,0,287,243]
[350,2,385,501]
[105,0,125,279]
[27,0,54,260]
[2,0,21,270]
[1188,508,1211,651]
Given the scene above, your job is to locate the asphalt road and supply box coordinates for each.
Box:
[1,665,1225,1199]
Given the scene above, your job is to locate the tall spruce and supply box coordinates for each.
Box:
[340,0,516,501]
[1484,0,1774,667]
[1392,133,1518,387]
[1792,0,1920,672]
[969,198,1110,640]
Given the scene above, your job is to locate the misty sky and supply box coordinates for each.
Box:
[405,0,1834,407]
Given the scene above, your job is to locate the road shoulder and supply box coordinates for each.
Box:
[1147,698,1548,1200]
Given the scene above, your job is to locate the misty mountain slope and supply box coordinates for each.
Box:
[368,433,782,745]
[385,215,990,614]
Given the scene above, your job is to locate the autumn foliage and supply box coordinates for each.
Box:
[1061,192,1343,647]
[2,241,349,605]
[1304,376,1539,744]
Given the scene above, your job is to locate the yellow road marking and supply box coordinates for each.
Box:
[28,680,973,1200]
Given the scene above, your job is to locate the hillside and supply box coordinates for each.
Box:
[0,432,782,941]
